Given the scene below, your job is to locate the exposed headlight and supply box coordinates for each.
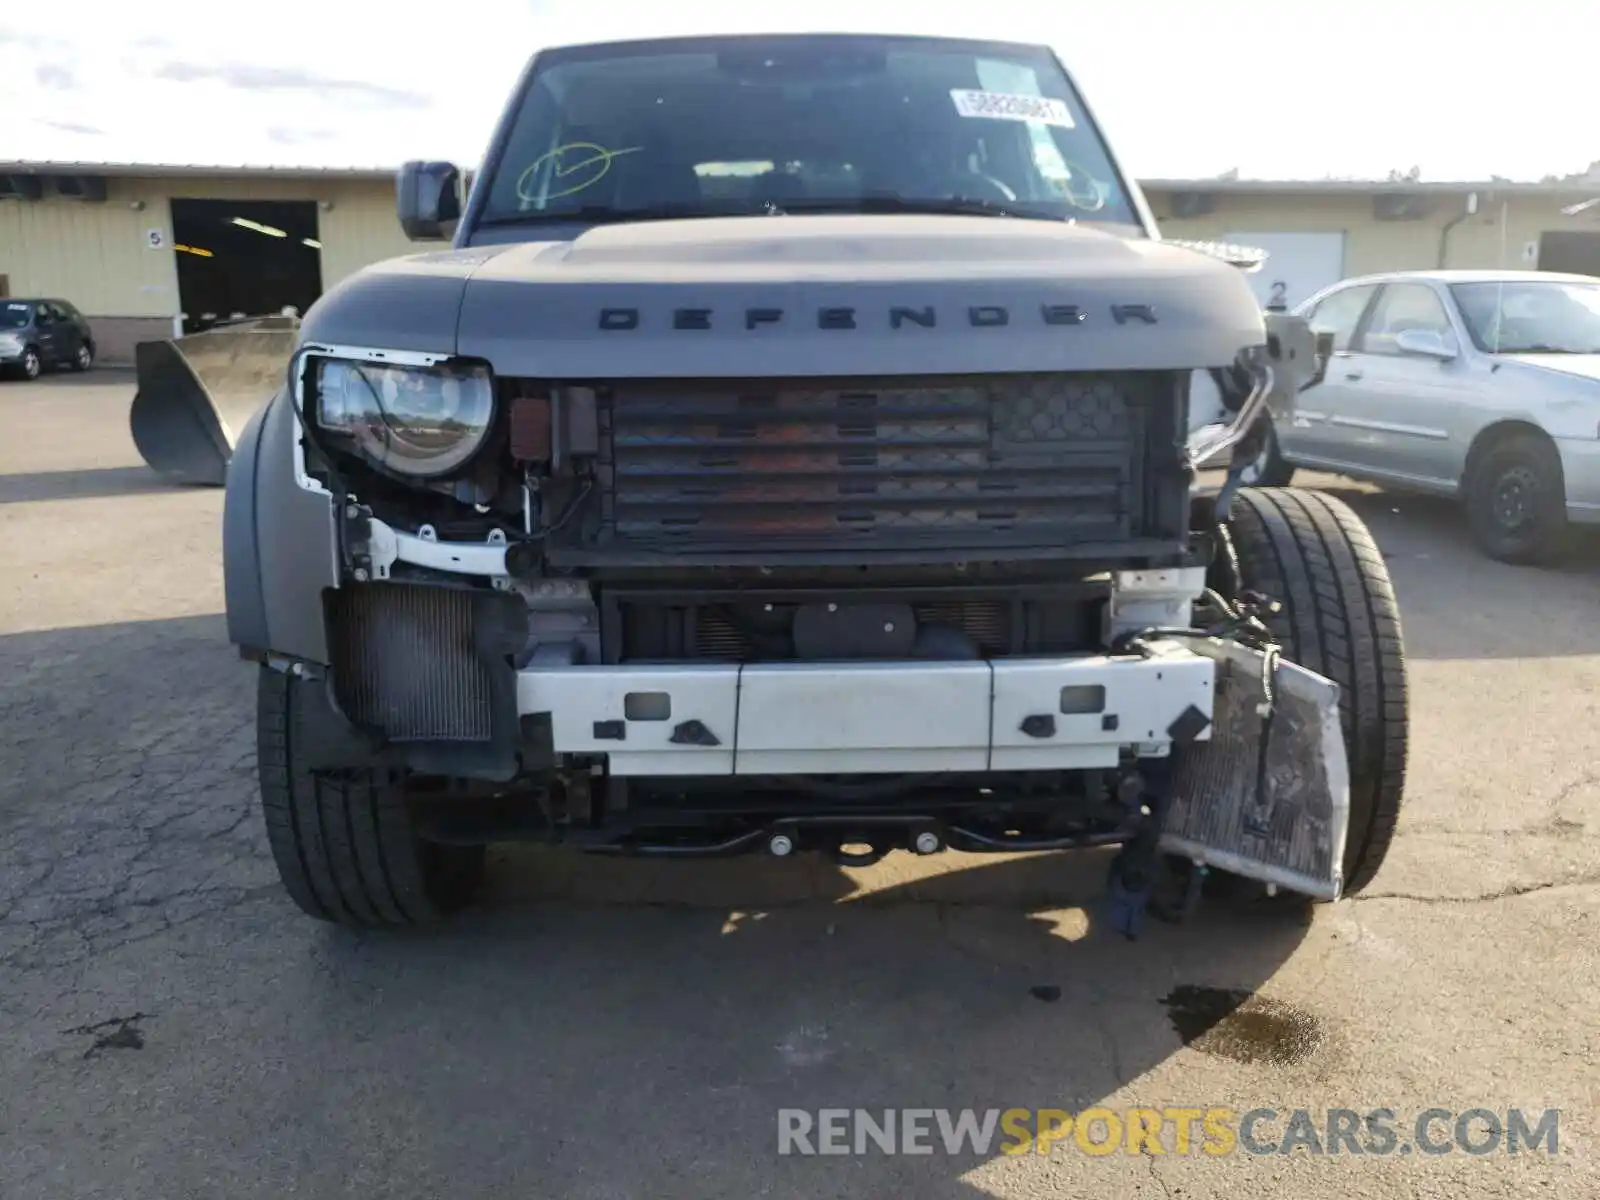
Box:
[0,333,23,354]
[312,357,495,478]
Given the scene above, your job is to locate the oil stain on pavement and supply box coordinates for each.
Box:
[1161,985,1325,1066]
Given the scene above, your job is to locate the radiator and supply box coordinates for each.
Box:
[326,582,496,743]
[1163,640,1350,900]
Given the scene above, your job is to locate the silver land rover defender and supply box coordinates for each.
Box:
[217,32,1408,930]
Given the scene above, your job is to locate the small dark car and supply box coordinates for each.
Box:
[0,298,96,380]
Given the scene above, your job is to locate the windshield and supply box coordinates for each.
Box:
[1449,280,1600,354]
[477,35,1142,231]
[1,302,35,329]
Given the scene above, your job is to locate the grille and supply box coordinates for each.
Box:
[326,583,494,742]
[596,373,1159,552]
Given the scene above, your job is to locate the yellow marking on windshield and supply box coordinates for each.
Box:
[517,142,644,203]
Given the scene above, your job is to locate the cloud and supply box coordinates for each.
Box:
[0,26,46,47]
[266,127,337,146]
[41,120,104,136]
[151,61,431,108]
[36,63,75,89]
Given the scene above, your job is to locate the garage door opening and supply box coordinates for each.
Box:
[1538,231,1600,277]
[170,198,323,334]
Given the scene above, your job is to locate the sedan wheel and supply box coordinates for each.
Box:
[20,349,40,380]
[1464,433,1572,565]
[72,343,93,372]
[1491,467,1538,530]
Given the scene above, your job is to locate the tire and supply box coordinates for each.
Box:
[1462,432,1572,565]
[71,341,94,372]
[1219,487,1409,900]
[1240,417,1296,488]
[18,347,41,381]
[256,667,486,927]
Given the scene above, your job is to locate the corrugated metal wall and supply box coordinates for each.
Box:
[0,174,417,319]
[1149,190,1581,277]
[0,178,177,316]
[318,185,425,285]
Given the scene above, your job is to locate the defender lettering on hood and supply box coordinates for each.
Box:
[597,303,1160,331]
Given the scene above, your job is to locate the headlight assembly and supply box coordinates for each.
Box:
[311,356,495,478]
[0,334,23,354]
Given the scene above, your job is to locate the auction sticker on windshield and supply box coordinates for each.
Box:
[951,90,1075,127]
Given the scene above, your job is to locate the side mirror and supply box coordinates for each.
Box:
[1395,328,1458,361]
[397,161,463,241]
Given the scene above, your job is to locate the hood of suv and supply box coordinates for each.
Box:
[304,215,1267,378]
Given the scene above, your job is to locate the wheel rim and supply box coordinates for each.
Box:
[1491,466,1540,532]
[23,352,38,378]
[76,345,91,368]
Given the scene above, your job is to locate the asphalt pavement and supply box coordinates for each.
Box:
[3,373,1599,1199]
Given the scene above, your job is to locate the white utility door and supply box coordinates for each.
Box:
[1222,231,1347,310]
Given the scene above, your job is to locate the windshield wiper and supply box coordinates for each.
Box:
[477,201,763,227]
[769,194,1055,220]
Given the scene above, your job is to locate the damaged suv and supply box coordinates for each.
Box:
[220,32,1408,930]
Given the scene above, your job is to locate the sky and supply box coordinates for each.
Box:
[3,0,1596,182]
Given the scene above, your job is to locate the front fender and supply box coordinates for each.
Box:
[222,389,340,664]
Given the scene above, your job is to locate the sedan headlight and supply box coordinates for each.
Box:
[312,357,495,478]
[0,333,23,354]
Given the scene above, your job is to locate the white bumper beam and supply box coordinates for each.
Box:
[516,641,1215,777]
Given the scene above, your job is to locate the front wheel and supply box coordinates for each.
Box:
[17,348,41,381]
[1215,487,1410,901]
[256,668,486,927]
[1463,433,1572,565]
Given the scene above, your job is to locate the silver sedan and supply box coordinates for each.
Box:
[1249,268,1600,563]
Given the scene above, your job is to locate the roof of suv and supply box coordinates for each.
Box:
[538,31,1051,55]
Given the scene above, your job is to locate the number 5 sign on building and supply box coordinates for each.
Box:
[146,228,168,250]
